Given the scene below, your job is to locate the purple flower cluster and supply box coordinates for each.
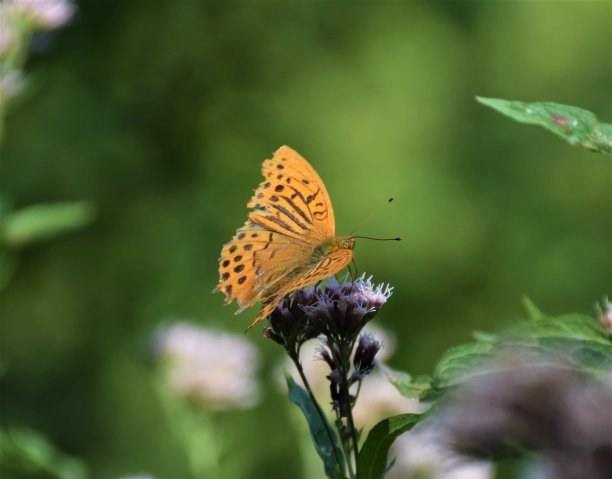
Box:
[264,274,391,355]
[302,275,392,341]
[264,273,392,425]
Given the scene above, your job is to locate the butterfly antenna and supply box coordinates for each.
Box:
[351,236,402,241]
[349,197,395,236]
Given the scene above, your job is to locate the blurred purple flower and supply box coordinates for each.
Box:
[388,424,493,479]
[441,353,612,479]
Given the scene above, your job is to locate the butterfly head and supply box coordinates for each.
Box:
[338,236,356,250]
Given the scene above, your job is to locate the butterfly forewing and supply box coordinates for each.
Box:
[215,145,351,328]
[247,146,335,244]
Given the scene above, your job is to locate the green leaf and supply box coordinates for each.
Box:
[522,296,545,320]
[2,201,95,248]
[432,341,495,388]
[477,96,612,155]
[505,314,609,345]
[357,413,425,479]
[285,373,345,479]
[382,367,431,400]
[386,312,611,419]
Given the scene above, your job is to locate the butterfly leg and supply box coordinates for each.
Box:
[348,258,359,293]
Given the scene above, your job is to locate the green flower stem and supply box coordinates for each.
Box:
[291,352,347,477]
[154,376,223,479]
[334,415,356,479]
[185,409,223,479]
[338,356,360,478]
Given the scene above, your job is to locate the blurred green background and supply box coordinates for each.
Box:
[1,1,610,478]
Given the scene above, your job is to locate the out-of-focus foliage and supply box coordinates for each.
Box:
[0,1,610,478]
[1,201,95,248]
[0,427,87,479]
[478,97,612,155]
[0,0,94,295]
[387,307,612,402]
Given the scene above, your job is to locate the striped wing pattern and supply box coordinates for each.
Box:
[214,146,351,328]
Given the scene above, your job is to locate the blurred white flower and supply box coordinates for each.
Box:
[8,0,75,30]
[0,23,17,56]
[0,70,24,102]
[279,339,329,397]
[279,322,396,394]
[154,322,260,411]
[278,323,419,428]
[597,300,612,331]
[387,425,493,479]
[363,322,396,362]
[352,373,421,430]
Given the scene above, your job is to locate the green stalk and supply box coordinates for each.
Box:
[291,352,347,477]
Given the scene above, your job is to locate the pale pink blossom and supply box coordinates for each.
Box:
[352,373,422,429]
[9,0,75,30]
[388,426,493,479]
[598,301,612,331]
[155,322,260,411]
[279,323,419,428]
[0,70,24,101]
[0,23,17,56]
[280,322,396,397]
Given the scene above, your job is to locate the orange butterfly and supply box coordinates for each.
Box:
[214,146,356,329]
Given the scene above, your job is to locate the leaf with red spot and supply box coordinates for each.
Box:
[477,97,612,155]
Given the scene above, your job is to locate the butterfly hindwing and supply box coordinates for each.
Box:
[249,248,354,327]
[214,220,268,309]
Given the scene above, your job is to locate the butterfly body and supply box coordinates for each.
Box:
[312,237,354,263]
[214,146,355,328]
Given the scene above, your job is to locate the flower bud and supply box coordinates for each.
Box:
[353,332,381,379]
